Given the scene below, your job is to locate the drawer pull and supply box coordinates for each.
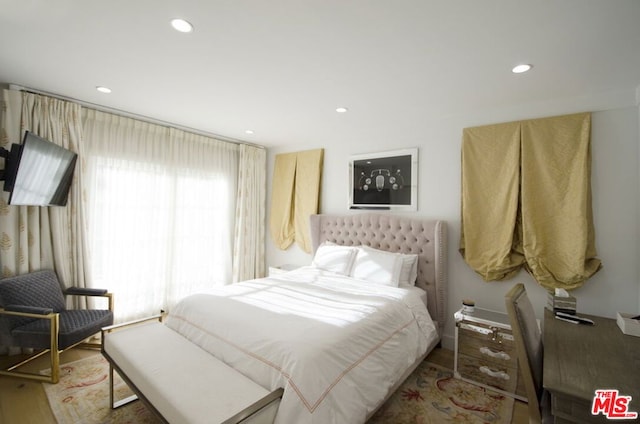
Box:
[479,366,510,381]
[479,347,511,361]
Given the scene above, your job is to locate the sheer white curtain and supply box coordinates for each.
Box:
[82,110,239,322]
[232,144,266,282]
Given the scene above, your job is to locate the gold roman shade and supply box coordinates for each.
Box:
[460,112,602,290]
[270,149,323,253]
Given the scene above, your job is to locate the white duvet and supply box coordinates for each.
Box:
[165,267,439,424]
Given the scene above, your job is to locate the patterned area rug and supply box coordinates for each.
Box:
[369,361,514,424]
[42,355,160,423]
[43,355,513,424]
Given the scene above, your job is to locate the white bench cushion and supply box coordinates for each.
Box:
[103,322,275,424]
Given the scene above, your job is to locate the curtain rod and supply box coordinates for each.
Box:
[8,84,266,150]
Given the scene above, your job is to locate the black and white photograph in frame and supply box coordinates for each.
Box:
[349,148,417,211]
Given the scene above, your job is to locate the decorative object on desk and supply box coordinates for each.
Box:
[545,287,577,314]
[369,360,514,424]
[349,148,417,211]
[554,311,594,325]
[616,312,640,337]
[42,355,159,423]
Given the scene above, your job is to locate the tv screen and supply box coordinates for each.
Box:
[1,131,78,206]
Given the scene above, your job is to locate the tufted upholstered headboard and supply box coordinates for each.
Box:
[309,213,447,335]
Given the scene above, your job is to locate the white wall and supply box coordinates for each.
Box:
[265,88,640,349]
[637,85,640,311]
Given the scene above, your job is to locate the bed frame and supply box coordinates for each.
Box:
[103,213,446,423]
[309,213,448,335]
[309,213,447,420]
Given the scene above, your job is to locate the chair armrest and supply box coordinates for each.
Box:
[65,287,108,296]
[5,304,54,315]
[64,287,114,311]
[0,305,57,319]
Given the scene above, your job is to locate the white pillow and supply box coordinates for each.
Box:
[311,243,357,275]
[398,253,419,287]
[351,246,403,286]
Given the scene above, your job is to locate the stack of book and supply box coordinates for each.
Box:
[546,291,577,315]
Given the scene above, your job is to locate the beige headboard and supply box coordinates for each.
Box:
[309,213,447,335]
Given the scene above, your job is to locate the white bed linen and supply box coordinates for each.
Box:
[406,285,428,308]
[165,267,439,424]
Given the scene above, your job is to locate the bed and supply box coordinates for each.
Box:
[165,213,447,423]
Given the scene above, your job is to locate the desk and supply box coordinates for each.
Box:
[543,309,640,423]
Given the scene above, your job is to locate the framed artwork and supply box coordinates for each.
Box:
[349,148,417,211]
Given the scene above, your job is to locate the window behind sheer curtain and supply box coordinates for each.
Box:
[82,110,238,322]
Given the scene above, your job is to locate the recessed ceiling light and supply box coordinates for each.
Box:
[336,107,349,113]
[512,64,532,74]
[96,86,112,94]
[245,130,254,135]
[171,18,194,33]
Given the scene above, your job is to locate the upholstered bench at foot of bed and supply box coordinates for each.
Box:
[102,319,283,424]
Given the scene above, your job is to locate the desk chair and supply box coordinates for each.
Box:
[0,269,113,383]
[505,283,552,424]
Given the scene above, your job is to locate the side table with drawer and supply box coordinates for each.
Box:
[454,307,527,401]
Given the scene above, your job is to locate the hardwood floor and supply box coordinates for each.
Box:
[0,347,528,423]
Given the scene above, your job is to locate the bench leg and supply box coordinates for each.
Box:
[109,363,138,409]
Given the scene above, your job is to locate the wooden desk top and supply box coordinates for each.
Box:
[543,309,640,404]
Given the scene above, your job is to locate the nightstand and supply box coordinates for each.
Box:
[267,264,300,277]
[454,307,527,401]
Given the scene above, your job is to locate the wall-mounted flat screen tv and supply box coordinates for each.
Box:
[1,131,78,206]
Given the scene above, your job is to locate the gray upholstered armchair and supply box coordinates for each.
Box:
[0,269,113,383]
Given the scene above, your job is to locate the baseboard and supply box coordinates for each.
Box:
[440,333,455,351]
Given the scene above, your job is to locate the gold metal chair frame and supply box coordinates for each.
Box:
[0,292,113,384]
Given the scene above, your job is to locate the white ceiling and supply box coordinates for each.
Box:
[1,0,639,147]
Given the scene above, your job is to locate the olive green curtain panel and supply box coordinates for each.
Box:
[270,152,298,250]
[270,149,323,253]
[460,112,602,290]
[460,121,524,282]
